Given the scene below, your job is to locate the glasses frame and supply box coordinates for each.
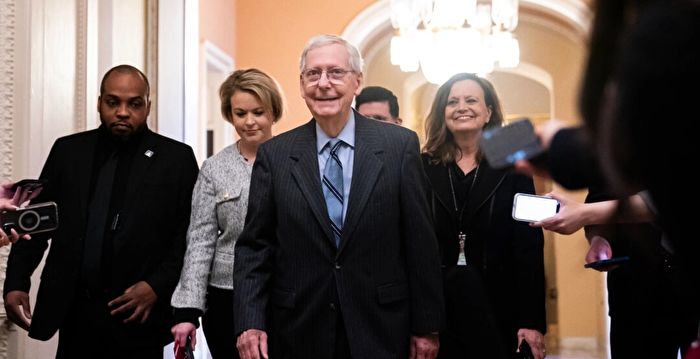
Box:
[301,67,355,84]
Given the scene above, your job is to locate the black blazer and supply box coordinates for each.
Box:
[421,155,546,350]
[233,114,444,359]
[4,128,199,345]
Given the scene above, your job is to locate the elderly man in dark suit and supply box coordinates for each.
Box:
[233,35,444,359]
[3,65,199,358]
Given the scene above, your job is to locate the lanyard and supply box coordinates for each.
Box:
[448,163,479,266]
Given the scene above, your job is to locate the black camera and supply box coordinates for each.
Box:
[1,201,59,236]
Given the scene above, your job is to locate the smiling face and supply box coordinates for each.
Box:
[230,90,273,146]
[300,43,362,123]
[98,71,151,140]
[444,79,492,135]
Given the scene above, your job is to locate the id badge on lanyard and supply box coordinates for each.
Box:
[457,232,467,266]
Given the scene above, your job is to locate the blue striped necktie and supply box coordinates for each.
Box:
[323,139,344,246]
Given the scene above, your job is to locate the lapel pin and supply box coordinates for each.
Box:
[144,150,154,158]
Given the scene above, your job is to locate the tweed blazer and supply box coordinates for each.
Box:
[171,143,252,311]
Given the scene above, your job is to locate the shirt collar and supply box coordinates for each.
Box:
[316,111,356,154]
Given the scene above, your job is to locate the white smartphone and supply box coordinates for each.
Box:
[512,193,559,222]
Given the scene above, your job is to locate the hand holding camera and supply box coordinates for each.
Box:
[0,180,57,245]
[1,201,59,237]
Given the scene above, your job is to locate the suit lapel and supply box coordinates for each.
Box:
[423,159,455,215]
[289,120,335,243]
[77,131,100,225]
[423,157,507,224]
[463,162,507,222]
[339,115,383,254]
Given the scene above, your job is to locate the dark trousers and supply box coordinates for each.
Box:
[56,290,163,359]
[608,257,699,359]
[202,286,240,359]
[437,267,509,359]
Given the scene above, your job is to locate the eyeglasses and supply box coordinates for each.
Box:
[301,68,354,83]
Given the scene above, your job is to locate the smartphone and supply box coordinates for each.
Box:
[0,201,59,235]
[10,179,45,191]
[480,118,546,169]
[512,193,559,222]
[584,256,630,269]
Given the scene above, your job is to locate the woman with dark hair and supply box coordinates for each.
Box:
[170,68,284,358]
[422,73,546,359]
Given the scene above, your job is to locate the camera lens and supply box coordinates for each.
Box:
[18,210,41,232]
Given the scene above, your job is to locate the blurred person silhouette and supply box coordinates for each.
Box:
[533,189,698,358]
[514,0,700,348]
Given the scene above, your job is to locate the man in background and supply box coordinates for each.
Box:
[355,86,402,125]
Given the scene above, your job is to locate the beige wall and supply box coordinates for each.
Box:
[236,0,375,134]
[200,0,236,57]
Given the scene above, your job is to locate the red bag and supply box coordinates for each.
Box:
[174,337,194,359]
[685,340,700,359]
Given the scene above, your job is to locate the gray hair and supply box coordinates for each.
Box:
[299,34,363,74]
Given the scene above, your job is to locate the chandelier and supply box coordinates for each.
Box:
[390,0,520,84]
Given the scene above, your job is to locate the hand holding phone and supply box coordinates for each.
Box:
[10,179,45,192]
[512,193,560,222]
[584,256,630,270]
[3,179,45,208]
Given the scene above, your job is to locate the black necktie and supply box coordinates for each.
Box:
[81,151,118,288]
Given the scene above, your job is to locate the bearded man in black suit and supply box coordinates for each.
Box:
[3,65,199,358]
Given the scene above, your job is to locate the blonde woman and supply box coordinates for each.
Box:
[171,68,283,358]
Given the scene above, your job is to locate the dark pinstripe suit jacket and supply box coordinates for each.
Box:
[233,113,444,359]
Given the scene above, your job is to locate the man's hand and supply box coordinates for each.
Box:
[171,322,197,351]
[108,281,157,324]
[409,333,439,359]
[237,329,268,359]
[517,328,545,359]
[4,290,32,331]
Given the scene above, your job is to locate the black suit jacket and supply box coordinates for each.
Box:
[422,155,545,354]
[4,128,199,345]
[233,114,444,359]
